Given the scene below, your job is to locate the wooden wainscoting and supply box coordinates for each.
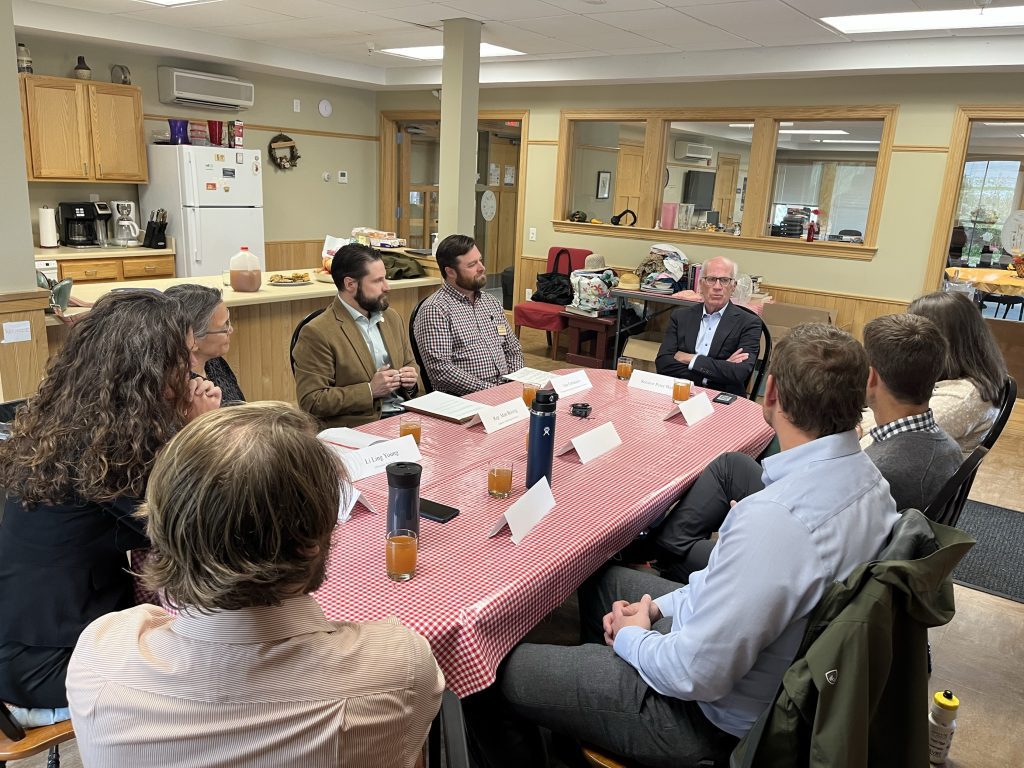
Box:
[266,240,323,272]
[266,240,442,280]
[0,290,50,401]
[762,284,909,340]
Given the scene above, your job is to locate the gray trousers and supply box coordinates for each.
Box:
[654,452,765,581]
[497,566,738,768]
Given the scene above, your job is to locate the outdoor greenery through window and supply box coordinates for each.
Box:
[765,119,883,242]
[950,121,1024,267]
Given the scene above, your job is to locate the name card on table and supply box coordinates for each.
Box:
[334,435,421,482]
[663,392,715,426]
[402,391,487,424]
[503,367,553,388]
[339,488,376,522]
[487,476,556,545]
[549,369,592,398]
[466,398,530,433]
[318,427,387,450]
[555,421,622,464]
[628,369,675,396]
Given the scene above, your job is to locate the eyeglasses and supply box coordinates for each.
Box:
[200,320,233,336]
[702,276,736,286]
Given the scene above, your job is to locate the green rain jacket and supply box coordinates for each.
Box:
[731,509,975,768]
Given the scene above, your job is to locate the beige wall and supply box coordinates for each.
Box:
[20,35,379,244]
[380,72,1017,302]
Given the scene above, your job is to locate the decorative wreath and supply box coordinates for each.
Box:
[268,133,301,170]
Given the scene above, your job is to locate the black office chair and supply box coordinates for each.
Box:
[838,229,862,237]
[289,308,326,373]
[409,298,433,394]
[980,375,1017,450]
[426,689,469,768]
[1,702,76,768]
[735,306,771,401]
[922,446,988,527]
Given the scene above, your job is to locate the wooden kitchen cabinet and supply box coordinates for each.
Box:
[21,75,148,183]
[58,255,175,282]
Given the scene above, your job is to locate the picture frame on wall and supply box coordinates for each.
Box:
[596,171,611,200]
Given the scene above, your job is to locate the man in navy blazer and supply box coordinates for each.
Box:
[655,256,762,396]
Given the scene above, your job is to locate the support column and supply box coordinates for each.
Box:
[0,0,50,400]
[437,18,481,241]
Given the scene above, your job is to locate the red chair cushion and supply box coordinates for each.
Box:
[514,301,568,333]
[513,246,594,333]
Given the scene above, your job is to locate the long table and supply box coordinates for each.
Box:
[944,266,1024,297]
[313,369,774,697]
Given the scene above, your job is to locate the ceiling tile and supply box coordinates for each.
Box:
[371,3,486,25]
[32,0,144,12]
[681,0,847,46]
[639,23,761,50]
[209,17,363,40]
[541,0,663,10]
[509,14,655,50]
[584,7,697,32]
[238,0,345,18]
[442,0,563,21]
[481,21,589,54]
[315,0,432,9]
[781,0,920,14]
[118,0,290,28]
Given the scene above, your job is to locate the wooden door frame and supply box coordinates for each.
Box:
[380,109,529,307]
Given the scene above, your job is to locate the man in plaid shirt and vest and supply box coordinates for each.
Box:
[413,234,524,396]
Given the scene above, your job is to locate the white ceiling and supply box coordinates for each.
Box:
[14,0,1024,89]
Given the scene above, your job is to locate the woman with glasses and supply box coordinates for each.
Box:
[165,284,245,403]
[0,291,220,726]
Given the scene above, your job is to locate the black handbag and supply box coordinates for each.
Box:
[532,248,574,305]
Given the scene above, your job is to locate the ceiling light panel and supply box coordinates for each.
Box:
[822,6,1024,34]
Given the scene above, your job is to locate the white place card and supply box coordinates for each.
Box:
[487,476,556,545]
[549,369,592,398]
[339,488,376,522]
[503,367,553,388]
[333,435,421,482]
[628,369,676,396]
[318,427,386,450]
[663,392,714,426]
[466,397,530,433]
[402,390,487,423]
[554,421,622,464]
[1,320,31,344]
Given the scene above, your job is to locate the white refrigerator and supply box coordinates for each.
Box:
[140,145,265,278]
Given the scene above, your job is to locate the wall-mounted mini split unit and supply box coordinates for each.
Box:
[157,67,254,111]
[673,141,714,161]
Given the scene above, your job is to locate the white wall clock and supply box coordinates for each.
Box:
[318,99,333,118]
[480,190,497,222]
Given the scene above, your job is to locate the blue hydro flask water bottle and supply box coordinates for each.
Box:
[386,462,422,537]
[525,390,559,489]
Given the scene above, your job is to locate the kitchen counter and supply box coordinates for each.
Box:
[34,244,176,261]
[45,270,442,403]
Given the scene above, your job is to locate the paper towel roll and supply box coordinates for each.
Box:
[39,206,59,248]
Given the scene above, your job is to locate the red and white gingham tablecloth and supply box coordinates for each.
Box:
[312,368,774,698]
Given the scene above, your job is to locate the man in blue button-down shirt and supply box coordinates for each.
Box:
[495,324,899,768]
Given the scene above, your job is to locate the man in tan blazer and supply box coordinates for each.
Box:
[293,244,419,428]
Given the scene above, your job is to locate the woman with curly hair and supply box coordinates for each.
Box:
[0,290,221,724]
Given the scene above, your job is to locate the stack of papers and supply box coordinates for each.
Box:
[503,367,553,387]
[402,391,488,424]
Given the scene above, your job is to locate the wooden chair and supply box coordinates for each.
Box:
[0,704,75,768]
[513,246,592,359]
[289,307,326,373]
[409,297,433,393]
[582,745,631,767]
[923,446,988,527]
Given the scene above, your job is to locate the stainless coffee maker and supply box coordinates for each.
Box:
[110,200,140,247]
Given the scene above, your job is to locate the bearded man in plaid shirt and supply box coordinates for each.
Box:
[414,234,524,396]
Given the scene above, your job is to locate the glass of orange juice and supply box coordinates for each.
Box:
[522,383,538,408]
[616,356,634,380]
[673,379,692,402]
[488,460,514,499]
[399,414,421,445]
[386,528,417,581]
